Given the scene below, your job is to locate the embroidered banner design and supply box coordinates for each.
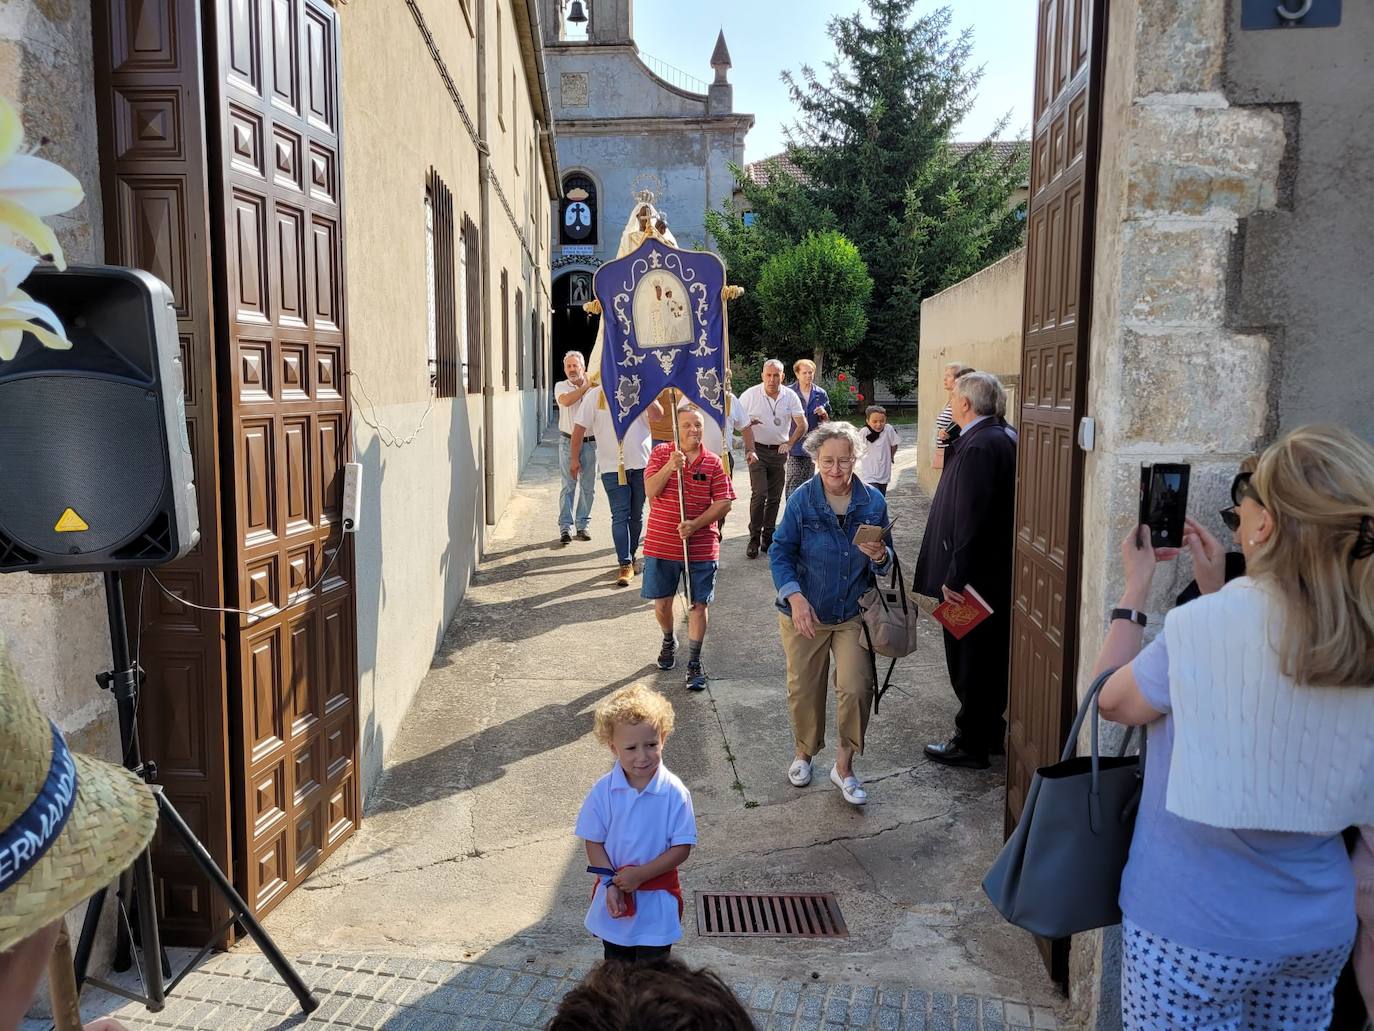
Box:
[0,723,78,890]
[594,239,727,441]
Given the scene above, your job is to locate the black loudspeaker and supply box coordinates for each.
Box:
[0,265,198,573]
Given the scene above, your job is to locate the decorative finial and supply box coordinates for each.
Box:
[711,30,732,84]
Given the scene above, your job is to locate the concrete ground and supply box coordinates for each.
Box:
[49,427,1064,1030]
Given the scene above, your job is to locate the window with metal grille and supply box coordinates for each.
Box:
[500,268,510,390]
[425,170,460,398]
[515,286,525,388]
[464,215,481,393]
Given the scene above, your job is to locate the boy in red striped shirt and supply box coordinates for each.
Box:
[642,406,736,691]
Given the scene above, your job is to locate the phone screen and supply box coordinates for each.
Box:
[1139,464,1190,549]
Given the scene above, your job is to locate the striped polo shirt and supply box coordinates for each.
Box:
[643,443,735,562]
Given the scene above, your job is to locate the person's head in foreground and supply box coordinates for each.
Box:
[0,647,157,1031]
[546,956,755,1031]
[593,684,676,789]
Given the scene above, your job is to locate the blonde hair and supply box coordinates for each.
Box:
[592,684,676,745]
[1246,424,1374,688]
[793,359,816,375]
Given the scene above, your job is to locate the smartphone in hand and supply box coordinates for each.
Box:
[1139,463,1190,549]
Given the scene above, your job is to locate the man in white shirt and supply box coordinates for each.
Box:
[737,360,806,558]
[555,351,597,545]
[571,387,661,587]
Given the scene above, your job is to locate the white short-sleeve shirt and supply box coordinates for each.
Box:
[678,393,749,456]
[738,384,804,446]
[555,379,589,435]
[573,387,653,475]
[575,761,696,947]
[858,424,900,484]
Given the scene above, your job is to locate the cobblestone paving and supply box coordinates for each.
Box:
[29,951,1061,1030]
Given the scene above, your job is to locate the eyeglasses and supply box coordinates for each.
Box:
[818,458,855,470]
[1220,472,1264,532]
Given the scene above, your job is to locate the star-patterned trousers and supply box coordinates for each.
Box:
[1121,918,1353,1030]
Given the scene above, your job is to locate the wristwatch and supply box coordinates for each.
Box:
[1110,607,1147,627]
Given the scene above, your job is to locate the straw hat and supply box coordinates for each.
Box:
[0,652,157,953]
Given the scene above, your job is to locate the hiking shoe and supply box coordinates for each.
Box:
[657,636,678,671]
[746,538,760,559]
[575,529,591,542]
[685,663,707,692]
[560,529,572,545]
[632,556,643,574]
[615,564,633,587]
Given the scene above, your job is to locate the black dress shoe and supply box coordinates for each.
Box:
[924,740,990,770]
[559,530,572,545]
[575,529,592,542]
[746,538,760,559]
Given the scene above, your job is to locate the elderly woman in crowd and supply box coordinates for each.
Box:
[784,359,830,499]
[769,422,893,806]
[931,361,973,471]
[1091,424,1374,1030]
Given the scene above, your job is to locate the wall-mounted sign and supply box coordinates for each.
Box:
[561,245,595,256]
[1241,0,1339,29]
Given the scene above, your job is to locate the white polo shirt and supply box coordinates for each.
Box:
[678,393,750,456]
[555,379,591,435]
[858,424,900,484]
[575,761,697,947]
[573,387,653,475]
[738,383,804,446]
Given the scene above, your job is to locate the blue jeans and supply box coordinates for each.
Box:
[601,468,645,565]
[558,435,596,532]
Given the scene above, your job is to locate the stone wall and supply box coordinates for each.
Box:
[1069,0,1287,1024]
[915,248,1025,495]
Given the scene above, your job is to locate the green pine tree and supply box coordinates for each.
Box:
[722,1,1028,393]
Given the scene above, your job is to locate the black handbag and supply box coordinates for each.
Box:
[858,554,919,714]
[981,668,1146,938]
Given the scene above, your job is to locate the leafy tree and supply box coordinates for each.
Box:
[757,231,872,377]
[728,1,1028,393]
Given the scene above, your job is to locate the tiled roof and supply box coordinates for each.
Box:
[744,140,1028,189]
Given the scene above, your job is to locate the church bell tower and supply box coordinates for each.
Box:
[548,0,633,46]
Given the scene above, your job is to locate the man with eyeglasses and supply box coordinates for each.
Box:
[739,360,807,559]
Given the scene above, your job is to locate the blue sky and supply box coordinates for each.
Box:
[631,0,1037,161]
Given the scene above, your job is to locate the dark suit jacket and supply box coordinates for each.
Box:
[913,417,1017,606]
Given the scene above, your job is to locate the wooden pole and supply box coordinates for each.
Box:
[48,925,84,1031]
[668,390,694,609]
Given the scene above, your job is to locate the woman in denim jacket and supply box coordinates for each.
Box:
[769,422,893,806]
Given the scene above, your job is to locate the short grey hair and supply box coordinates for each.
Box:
[802,420,869,460]
[943,360,967,373]
[563,349,586,366]
[763,359,785,374]
[956,371,1004,418]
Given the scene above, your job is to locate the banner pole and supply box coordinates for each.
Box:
[668,390,694,609]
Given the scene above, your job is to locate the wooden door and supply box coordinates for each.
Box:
[206,0,358,917]
[93,0,234,946]
[1005,0,1106,982]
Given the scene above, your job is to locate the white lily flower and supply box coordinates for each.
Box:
[0,244,71,361]
[0,95,84,270]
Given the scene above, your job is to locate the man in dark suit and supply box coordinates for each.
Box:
[913,372,1017,769]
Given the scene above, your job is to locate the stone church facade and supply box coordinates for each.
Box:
[541,0,753,365]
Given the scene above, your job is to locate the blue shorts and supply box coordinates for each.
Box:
[640,557,718,605]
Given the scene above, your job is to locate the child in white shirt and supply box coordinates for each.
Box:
[576,684,696,962]
[858,405,900,494]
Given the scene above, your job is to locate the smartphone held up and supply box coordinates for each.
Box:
[1138,463,1191,550]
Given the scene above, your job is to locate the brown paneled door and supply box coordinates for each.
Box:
[1006,0,1106,983]
[207,0,358,918]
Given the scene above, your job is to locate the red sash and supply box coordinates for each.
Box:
[591,868,684,920]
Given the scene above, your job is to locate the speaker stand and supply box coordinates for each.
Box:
[72,571,317,1017]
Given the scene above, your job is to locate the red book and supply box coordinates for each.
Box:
[931,585,994,640]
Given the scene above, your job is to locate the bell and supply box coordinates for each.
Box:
[567,0,588,24]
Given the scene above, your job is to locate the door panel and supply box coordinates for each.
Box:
[209,0,357,920]
[1006,0,1106,983]
[93,0,234,946]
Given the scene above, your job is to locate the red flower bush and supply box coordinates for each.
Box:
[837,373,846,381]
[857,394,865,401]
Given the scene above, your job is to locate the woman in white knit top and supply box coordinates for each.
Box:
[1092,425,1374,1031]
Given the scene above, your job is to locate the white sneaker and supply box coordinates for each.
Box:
[830,765,867,806]
[787,757,813,787]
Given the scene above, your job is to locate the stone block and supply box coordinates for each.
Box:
[1111,328,1271,453]
[1134,0,1226,96]
[1120,221,1232,325]
[1126,106,1285,218]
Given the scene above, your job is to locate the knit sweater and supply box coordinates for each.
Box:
[1163,576,1374,833]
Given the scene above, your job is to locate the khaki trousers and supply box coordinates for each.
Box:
[778,613,873,756]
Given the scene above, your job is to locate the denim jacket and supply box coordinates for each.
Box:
[769,475,892,625]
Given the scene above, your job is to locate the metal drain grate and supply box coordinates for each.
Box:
[694,892,848,938]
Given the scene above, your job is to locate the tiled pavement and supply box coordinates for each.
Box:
[31,951,1062,1030]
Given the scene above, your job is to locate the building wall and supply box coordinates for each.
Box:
[340,0,553,796]
[1225,2,1374,439]
[1069,1,1287,1024]
[0,0,120,765]
[915,248,1025,495]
